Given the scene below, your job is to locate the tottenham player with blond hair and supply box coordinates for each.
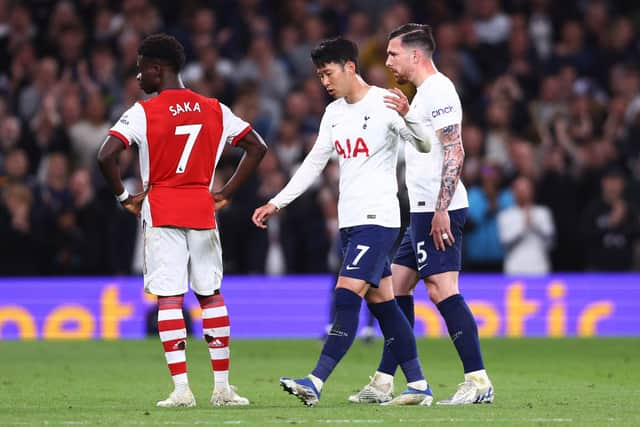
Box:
[350,24,494,405]
[253,37,433,407]
[98,34,266,408]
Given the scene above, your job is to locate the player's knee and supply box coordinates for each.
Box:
[426,285,442,304]
[393,280,414,296]
[426,282,458,304]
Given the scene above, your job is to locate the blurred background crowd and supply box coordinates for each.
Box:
[2,0,640,276]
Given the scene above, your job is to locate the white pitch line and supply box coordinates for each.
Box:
[2,417,584,426]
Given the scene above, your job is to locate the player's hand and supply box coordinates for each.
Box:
[121,190,147,216]
[430,210,454,251]
[609,200,627,227]
[213,191,230,210]
[383,88,410,116]
[252,203,278,229]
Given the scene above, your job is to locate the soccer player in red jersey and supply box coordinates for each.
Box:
[97,34,266,407]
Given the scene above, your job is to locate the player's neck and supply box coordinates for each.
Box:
[412,60,438,87]
[344,76,370,104]
[158,75,185,92]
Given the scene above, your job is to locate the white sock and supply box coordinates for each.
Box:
[214,371,229,390]
[308,374,324,391]
[464,369,490,386]
[407,379,428,391]
[373,371,394,384]
[173,373,189,391]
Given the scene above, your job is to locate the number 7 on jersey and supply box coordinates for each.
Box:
[175,124,202,173]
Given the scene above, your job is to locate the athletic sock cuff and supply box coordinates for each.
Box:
[436,293,463,312]
[335,288,363,310]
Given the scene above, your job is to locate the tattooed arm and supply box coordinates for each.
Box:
[430,123,464,250]
[435,124,465,211]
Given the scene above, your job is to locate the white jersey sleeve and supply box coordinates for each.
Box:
[269,112,334,210]
[423,81,462,131]
[389,105,431,153]
[109,103,146,148]
[219,102,252,146]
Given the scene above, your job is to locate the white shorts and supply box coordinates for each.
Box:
[143,225,223,296]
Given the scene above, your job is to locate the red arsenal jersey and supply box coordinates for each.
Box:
[109,89,251,229]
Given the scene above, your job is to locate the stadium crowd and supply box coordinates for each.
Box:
[1,0,640,276]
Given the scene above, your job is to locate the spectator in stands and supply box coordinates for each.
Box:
[582,168,639,270]
[0,183,45,275]
[498,176,555,275]
[537,145,583,271]
[465,162,513,271]
[1,148,33,189]
[17,56,58,121]
[69,91,110,169]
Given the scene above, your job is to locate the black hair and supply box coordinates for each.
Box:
[388,23,436,56]
[310,37,359,73]
[138,33,186,73]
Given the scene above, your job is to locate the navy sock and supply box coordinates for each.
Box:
[311,288,362,382]
[369,299,424,383]
[377,295,414,375]
[437,294,485,373]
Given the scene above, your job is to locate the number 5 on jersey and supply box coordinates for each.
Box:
[175,124,202,173]
[416,240,428,270]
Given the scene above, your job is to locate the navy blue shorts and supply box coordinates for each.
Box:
[393,209,467,279]
[339,225,400,287]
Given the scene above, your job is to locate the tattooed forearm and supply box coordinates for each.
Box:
[435,124,464,211]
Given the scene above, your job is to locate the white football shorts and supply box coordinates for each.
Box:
[143,225,223,296]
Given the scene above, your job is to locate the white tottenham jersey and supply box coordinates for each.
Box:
[270,86,428,228]
[405,72,469,212]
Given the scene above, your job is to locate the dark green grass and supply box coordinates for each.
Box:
[1,338,639,426]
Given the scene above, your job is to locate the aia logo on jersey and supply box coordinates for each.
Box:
[431,105,453,118]
[335,138,369,159]
[169,101,202,116]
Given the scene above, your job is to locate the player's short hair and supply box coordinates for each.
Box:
[388,23,436,56]
[311,37,359,73]
[138,33,186,73]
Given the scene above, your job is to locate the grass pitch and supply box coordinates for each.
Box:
[1,338,639,426]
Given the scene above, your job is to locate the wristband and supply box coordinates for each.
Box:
[116,189,130,202]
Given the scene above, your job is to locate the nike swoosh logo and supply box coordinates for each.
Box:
[331,123,338,127]
[417,264,427,271]
[345,265,360,270]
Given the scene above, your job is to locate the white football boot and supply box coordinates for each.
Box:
[156,387,196,407]
[348,372,394,403]
[381,385,433,406]
[437,380,494,405]
[211,385,250,406]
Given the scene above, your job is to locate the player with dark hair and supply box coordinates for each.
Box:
[349,23,495,405]
[252,37,433,407]
[98,33,267,407]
